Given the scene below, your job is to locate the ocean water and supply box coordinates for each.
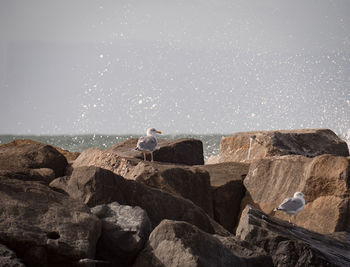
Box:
[1,133,349,160]
[0,134,225,160]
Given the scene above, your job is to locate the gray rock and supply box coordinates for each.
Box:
[236,205,350,267]
[133,219,272,267]
[0,175,101,266]
[91,202,152,266]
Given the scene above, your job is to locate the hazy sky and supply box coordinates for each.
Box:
[1,0,350,135]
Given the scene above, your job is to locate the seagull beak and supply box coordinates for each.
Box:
[156,130,162,134]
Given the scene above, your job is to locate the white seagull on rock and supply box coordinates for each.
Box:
[274,191,305,224]
[136,128,162,162]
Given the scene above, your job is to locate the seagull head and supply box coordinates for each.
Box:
[294,192,304,199]
[146,128,162,136]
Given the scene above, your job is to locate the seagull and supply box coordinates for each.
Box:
[274,192,305,224]
[136,128,162,162]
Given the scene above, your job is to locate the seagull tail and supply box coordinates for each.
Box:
[135,147,140,151]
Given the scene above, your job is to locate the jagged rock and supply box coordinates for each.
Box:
[106,138,204,165]
[122,161,213,217]
[91,202,152,266]
[198,162,249,232]
[0,168,55,184]
[243,154,350,234]
[133,219,272,267]
[0,175,101,267]
[50,166,230,236]
[216,129,349,163]
[0,243,25,267]
[0,140,68,177]
[236,206,350,267]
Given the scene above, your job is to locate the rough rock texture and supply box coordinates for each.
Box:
[50,166,230,236]
[0,243,25,267]
[0,168,55,184]
[91,202,152,266]
[107,138,204,165]
[0,175,101,267]
[122,161,213,217]
[133,219,272,267]
[217,129,349,163]
[199,162,250,232]
[236,206,350,267]
[0,140,68,177]
[243,154,350,234]
[0,139,79,163]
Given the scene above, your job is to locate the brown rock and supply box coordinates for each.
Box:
[0,175,101,266]
[0,168,55,184]
[0,140,68,177]
[124,161,213,217]
[0,139,80,162]
[243,154,350,234]
[0,243,25,267]
[107,138,204,165]
[133,219,272,267]
[199,162,250,232]
[236,205,350,267]
[50,166,230,236]
[217,129,349,163]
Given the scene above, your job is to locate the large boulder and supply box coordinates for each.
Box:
[0,243,25,267]
[0,140,68,177]
[236,206,350,267]
[133,219,272,267]
[243,154,350,234]
[50,166,230,236]
[122,161,213,217]
[216,129,349,163]
[0,175,101,267]
[0,168,55,184]
[91,202,152,266]
[106,138,204,165]
[199,162,249,232]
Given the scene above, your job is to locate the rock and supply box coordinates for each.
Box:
[91,202,152,266]
[107,138,204,165]
[123,161,213,217]
[50,166,230,236]
[0,139,79,163]
[199,162,249,232]
[0,168,55,184]
[0,140,68,177]
[133,219,272,267]
[0,175,101,266]
[236,205,350,267]
[243,154,350,234]
[0,243,25,267]
[217,129,349,163]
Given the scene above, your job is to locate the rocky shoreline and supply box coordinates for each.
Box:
[0,128,349,266]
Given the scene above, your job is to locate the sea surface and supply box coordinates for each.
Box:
[0,134,225,160]
[1,133,349,160]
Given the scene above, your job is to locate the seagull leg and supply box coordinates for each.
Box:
[143,152,146,161]
[151,152,154,162]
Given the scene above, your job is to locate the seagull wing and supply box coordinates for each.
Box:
[137,136,157,152]
[277,197,304,213]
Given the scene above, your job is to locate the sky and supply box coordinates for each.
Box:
[0,0,350,135]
